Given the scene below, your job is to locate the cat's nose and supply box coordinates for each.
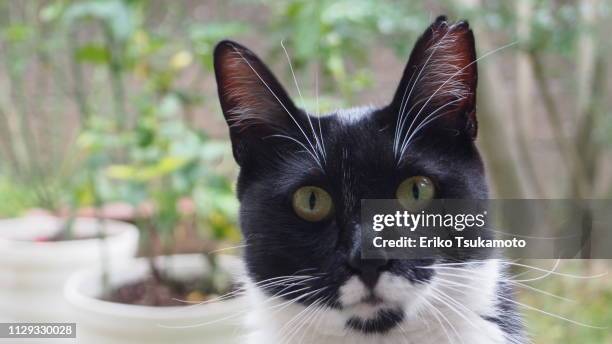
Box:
[347,249,390,289]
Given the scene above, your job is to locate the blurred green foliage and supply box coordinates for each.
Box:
[260,0,427,103]
[519,261,612,344]
[0,0,244,249]
[62,0,242,248]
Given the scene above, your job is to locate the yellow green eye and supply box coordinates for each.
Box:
[397,176,435,211]
[292,186,334,222]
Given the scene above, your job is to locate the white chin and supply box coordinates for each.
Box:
[338,272,429,318]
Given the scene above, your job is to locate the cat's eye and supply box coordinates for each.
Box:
[396,176,435,211]
[292,186,334,222]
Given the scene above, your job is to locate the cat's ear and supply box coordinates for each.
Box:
[390,16,478,139]
[214,40,298,165]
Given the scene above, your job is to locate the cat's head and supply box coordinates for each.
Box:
[214,16,487,334]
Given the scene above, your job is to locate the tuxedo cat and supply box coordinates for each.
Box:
[214,16,526,344]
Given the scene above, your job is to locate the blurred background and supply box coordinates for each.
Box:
[0,0,610,343]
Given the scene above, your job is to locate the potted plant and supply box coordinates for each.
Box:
[0,2,140,322]
[65,254,245,344]
[0,108,139,323]
[0,1,247,339]
[0,216,139,322]
[64,92,246,343]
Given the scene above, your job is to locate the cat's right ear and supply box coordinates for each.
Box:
[214,40,298,165]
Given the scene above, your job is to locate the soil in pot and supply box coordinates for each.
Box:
[103,276,240,307]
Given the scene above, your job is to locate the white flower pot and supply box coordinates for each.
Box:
[0,215,139,323]
[64,254,248,344]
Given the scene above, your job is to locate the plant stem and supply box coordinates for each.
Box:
[68,27,91,124]
[102,23,128,130]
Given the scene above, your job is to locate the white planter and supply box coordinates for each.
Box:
[64,254,248,344]
[0,215,139,322]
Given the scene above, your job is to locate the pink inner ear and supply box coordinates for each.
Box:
[218,49,283,132]
[410,22,477,118]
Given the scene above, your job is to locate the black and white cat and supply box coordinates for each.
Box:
[214,16,527,344]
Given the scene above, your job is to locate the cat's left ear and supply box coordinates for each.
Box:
[389,16,478,139]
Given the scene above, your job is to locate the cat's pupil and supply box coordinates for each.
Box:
[412,183,420,200]
[309,191,316,210]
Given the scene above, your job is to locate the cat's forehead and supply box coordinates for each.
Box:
[332,105,377,125]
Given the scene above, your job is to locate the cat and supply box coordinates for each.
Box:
[214,16,527,344]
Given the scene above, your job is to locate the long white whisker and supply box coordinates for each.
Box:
[399,97,464,156]
[429,287,478,330]
[432,270,574,302]
[230,46,321,167]
[266,134,323,169]
[283,296,325,344]
[399,41,518,158]
[394,29,453,158]
[314,64,326,160]
[503,261,607,280]
[435,277,607,329]
[158,284,318,329]
[425,303,453,344]
[281,41,326,165]
[510,258,561,282]
[422,296,459,344]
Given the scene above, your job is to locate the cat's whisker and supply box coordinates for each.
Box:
[429,287,479,330]
[436,258,561,282]
[288,300,324,344]
[500,261,608,280]
[397,41,518,160]
[429,259,607,280]
[421,295,458,344]
[230,46,322,168]
[314,63,326,161]
[434,277,607,329]
[294,298,328,344]
[394,69,418,156]
[266,134,324,169]
[207,243,249,254]
[303,296,332,343]
[399,96,465,156]
[394,29,453,158]
[281,296,325,344]
[427,259,607,280]
[431,259,512,266]
[168,275,318,309]
[293,299,324,344]
[158,283,321,329]
[397,90,461,155]
[397,33,459,158]
[278,298,319,343]
[281,40,326,165]
[263,277,323,299]
[509,258,560,282]
[431,270,575,302]
[281,40,305,107]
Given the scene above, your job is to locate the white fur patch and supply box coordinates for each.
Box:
[243,260,515,344]
[336,106,376,125]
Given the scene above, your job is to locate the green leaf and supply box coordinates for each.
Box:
[3,24,33,43]
[75,44,110,64]
[106,165,139,180]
